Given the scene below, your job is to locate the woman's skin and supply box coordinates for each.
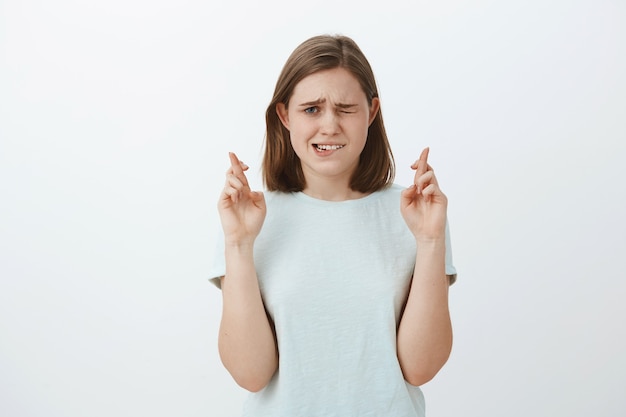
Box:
[217,152,275,392]
[398,146,452,385]
[217,68,451,391]
[275,67,379,201]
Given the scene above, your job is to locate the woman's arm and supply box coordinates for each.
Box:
[396,239,451,386]
[218,243,278,392]
[397,147,453,386]
[217,152,278,392]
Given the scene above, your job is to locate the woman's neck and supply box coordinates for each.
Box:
[302,176,367,201]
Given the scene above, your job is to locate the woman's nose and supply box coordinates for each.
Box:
[319,111,340,135]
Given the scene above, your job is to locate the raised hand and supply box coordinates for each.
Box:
[218,152,266,246]
[400,147,448,241]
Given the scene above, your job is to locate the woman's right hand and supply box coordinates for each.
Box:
[218,152,266,246]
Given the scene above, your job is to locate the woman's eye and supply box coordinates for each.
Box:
[304,107,318,114]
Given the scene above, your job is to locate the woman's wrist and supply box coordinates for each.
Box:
[224,240,255,255]
[414,235,446,246]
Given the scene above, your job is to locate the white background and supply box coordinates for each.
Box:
[1,1,625,416]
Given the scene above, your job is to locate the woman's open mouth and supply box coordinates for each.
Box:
[313,144,345,152]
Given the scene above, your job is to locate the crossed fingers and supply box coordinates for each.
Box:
[224,152,249,203]
[411,147,439,201]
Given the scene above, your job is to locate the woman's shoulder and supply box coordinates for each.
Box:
[262,191,301,213]
[385,183,407,193]
[375,183,406,200]
[263,190,294,203]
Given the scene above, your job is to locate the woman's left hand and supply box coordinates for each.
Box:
[400,147,448,241]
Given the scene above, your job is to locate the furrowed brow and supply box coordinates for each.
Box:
[335,103,358,109]
[298,98,326,107]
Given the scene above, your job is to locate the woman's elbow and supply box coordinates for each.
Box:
[400,350,451,386]
[220,350,277,392]
[233,373,274,392]
[218,337,278,392]
[220,360,277,392]
[403,367,440,387]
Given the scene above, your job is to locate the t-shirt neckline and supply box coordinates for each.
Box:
[292,188,386,207]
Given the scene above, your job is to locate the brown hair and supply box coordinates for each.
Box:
[263,34,395,193]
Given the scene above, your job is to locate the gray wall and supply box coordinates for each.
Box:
[1,1,624,416]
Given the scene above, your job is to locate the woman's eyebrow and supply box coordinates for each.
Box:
[297,99,358,108]
[300,98,358,109]
[298,98,325,107]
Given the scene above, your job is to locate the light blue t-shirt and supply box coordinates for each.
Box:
[209,184,456,417]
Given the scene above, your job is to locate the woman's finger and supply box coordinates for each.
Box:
[420,183,438,197]
[221,185,241,204]
[229,152,250,187]
[411,147,429,170]
[226,173,249,202]
[412,147,430,192]
[414,173,436,199]
[415,170,439,190]
[420,183,447,204]
[226,173,245,189]
[225,166,248,176]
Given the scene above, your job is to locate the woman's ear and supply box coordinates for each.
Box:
[276,103,290,130]
[368,97,380,126]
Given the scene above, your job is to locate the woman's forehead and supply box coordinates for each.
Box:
[291,68,365,102]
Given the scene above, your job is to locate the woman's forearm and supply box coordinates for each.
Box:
[396,239,452,386]
[218,243,278,392]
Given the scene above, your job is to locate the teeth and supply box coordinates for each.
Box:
[315,144,344,150]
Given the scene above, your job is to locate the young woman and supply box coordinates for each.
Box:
[210,34,456,416]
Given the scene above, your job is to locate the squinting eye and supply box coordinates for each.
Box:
[304,107,318,114]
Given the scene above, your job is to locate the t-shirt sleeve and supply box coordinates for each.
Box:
[208,231,225,289]
[444,220,457,285]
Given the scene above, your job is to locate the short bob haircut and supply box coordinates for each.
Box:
[263,34,395,193]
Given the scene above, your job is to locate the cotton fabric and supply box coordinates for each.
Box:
[209,184,456,417]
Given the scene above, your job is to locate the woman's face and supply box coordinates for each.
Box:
[277,67,379,188]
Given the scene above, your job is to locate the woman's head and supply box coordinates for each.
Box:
[263,34,395,193]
